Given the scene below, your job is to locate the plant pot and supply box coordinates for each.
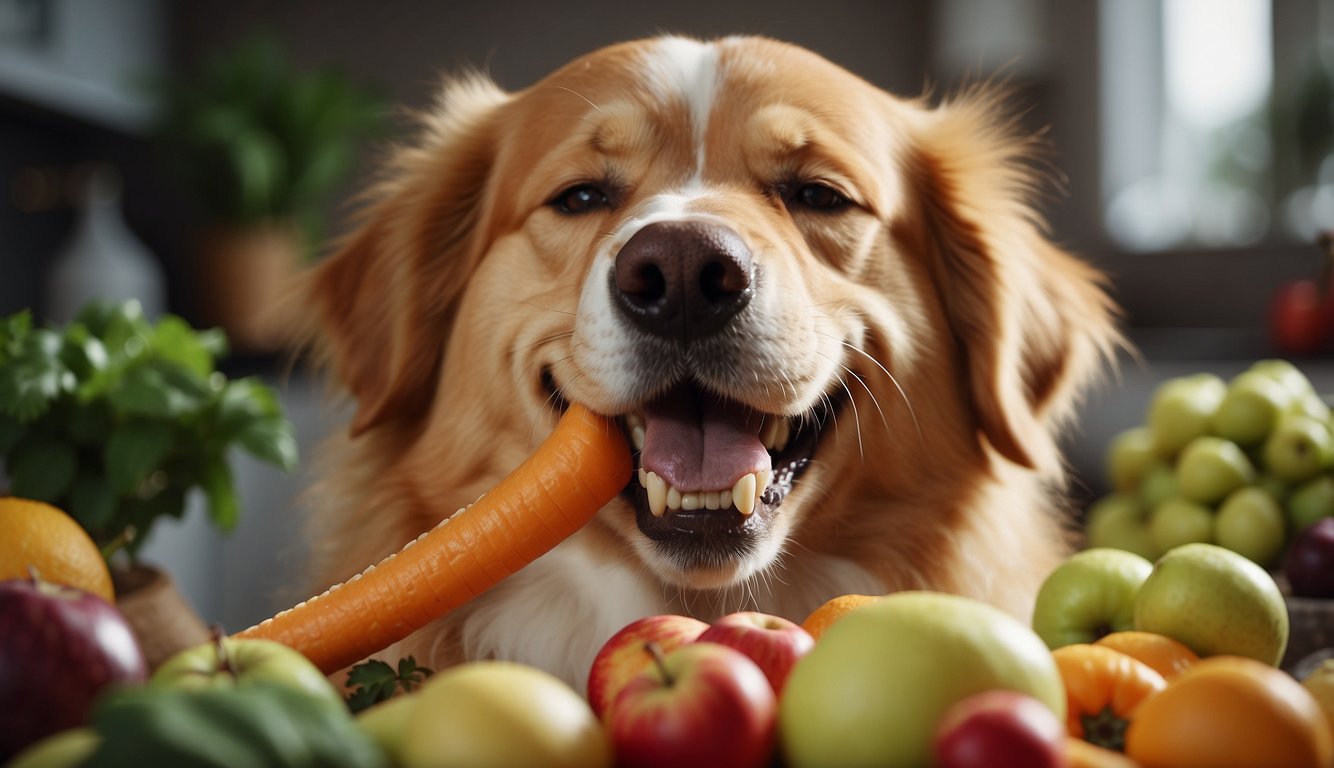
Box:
[112,563,211,671]
[197,220,305,354]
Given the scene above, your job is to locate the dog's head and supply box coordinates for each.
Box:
[308,36,1118,592]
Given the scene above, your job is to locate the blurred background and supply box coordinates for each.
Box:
[1,0,1332,630]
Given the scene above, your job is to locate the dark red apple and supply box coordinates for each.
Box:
[933,690,1069,768]
[1270,279,1327,356]
[695,610,814,695]
[1286,517,1334,598]
[607,641,776,768]
[0,575,147,759]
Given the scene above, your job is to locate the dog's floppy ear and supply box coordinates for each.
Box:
[304,75,509,436]
[908,89,1121,472]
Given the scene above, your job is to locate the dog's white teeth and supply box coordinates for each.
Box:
[641,470,767,517]
[760,417,792,452]
[631,425,645,452]
[647,471,667,517]
[733,473,757,516]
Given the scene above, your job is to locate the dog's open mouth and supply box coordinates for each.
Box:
[617,381,839,565]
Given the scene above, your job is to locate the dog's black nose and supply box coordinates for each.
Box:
[612,221,754,341]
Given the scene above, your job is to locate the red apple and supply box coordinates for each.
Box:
[1270,279,1328,356]
[695,610,814,695]
[934,690,1069,768]
[0,575,147,759]
[1286,516,1334,598]
[607,642,776,768]
[586,614,707,719]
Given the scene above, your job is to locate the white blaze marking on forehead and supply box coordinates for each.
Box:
[640,36,722,180]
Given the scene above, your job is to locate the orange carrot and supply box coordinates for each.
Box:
[233,404,630,674]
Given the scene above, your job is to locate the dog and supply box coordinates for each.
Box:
[299,35,1120,690]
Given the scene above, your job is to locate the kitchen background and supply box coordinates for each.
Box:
[1,0,1331,632]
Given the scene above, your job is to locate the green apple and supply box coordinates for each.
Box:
[5,728,99,768]
[1083,494,1158,560]
[1149,498,1215,552]
[400,661,610,768]
[1175,436,1256,504]
[1212,370,1295,446]
[1147,374,1226,458]
[356,692,419,761]
[1248,359,1317,401]
[149,635,342,706]
[778,591,1064,768]
[1288,475,1334,532]
[1263,413,1334,482]
[1215,486,1287,565]
[1106,426,1157,492]
[1031,548,1154,649]
[1139,462,1179,510]
[1133,542,1289,665]
[1255,472,1290,505]
[1301,659,1334,734]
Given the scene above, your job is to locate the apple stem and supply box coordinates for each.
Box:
[99,526,136,563]
[644,641,674,687]
[211,624,239,678]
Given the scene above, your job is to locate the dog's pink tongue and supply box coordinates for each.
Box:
[641,386,771,492]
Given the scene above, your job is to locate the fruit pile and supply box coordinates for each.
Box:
[1087,359,1334,582]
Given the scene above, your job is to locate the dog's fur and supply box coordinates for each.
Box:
[300,36,1120,689]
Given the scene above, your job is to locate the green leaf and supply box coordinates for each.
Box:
[235,417,298,471]
[8,438,77,502]
[69,473,117,529]
[108,362,211,419]
[201,456,239,531]
[0,355,72,423]
[60,325,109,380]
[0,309,32,361]
[105,421,173,494]
[149,315,216,378]
[344,657,433,713]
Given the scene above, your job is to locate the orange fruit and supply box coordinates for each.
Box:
[801,593,881,640]
[1095,630,1199,680]
[1125,655,1334,768]
[0,497,115,603]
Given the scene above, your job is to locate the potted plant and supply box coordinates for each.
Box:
[0,300,297,665]
[153,34,385,352]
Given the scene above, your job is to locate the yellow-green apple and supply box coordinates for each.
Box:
[1176,436,1256,504]
[1302,659,1334,733]
[1215,486,1286,565]
[586,614,707,719]
[1083,495,1157,560]
[694,611,814,695]
[1263,413,1334,482]
[779,591,1065,768]
[1248,359,1317,400]
[1149,498,1215,553]
[1288,475,1334,532]
[1212,370,1295,446]
[1147,374,1226,457]
[933,690,1067,768]
[608,642,776,768]
[1032,548,1153,650]
[1286,517,1334,598]
[355,692,418,762]
[0,575,146,759]
[401,660,610,768]
[1138,462,1179,510]
[1256,471,1290,505]
[150,634,342,706]
[4,728,99,768]
[1134,543,1289,665]
[1106,426,1157,492]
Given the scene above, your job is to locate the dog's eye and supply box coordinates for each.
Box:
[792,183,848,211]
[553,184,610,214]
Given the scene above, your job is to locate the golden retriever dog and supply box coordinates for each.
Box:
[300,35,1120,689]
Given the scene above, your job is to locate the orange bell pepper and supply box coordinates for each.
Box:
[1052,643,1167,752]
[1094,631,1198,681]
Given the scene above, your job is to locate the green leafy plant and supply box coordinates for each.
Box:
[344,657,434,714]
[0,301,297,561]
[154,34,385,255]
